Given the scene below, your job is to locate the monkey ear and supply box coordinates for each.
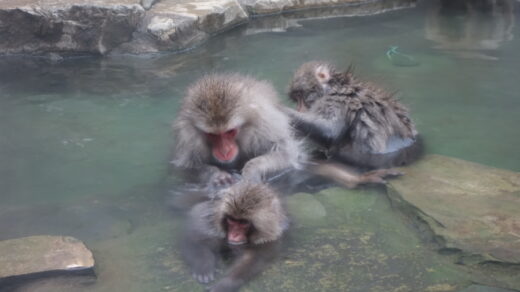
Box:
[314,65,331,84]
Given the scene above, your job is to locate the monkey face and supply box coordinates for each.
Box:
[289,61,334,111]
[205,128,239,163]
[224,216,252,245]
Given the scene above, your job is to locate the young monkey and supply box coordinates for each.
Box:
[181,182,288,292]
[287,61,422,169]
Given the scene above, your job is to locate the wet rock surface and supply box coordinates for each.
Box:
[0,235,94,280]
[388,154,520,264]
[0,0,416,55]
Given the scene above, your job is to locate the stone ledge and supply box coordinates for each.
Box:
[387,155,520,265]
[0,0,416,55]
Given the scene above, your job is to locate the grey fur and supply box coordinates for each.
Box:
[172,73,306,185]
[181,182,288,292]
[287,61,420,168]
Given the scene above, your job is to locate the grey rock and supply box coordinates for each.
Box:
[116,0,248,54]
[0,0,144,55]
[388,154,520,264]
[0,235,94,280]
[140,0,159,10]
[458,284,519,292]
[0,0,417,55]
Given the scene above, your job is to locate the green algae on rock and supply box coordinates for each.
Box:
[388,154,520,264]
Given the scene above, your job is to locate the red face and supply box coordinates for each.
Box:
[226,217,251,245]
[206,128,239,163]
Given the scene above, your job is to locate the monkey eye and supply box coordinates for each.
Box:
[224,128,238,137]
[205,132,218,141]
[226,217,250,226]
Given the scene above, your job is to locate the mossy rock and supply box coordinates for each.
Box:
[388,154,520,264]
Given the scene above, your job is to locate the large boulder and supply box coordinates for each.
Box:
[0,0,144,55]
[116,0,249,54]
[0,235,94,280]
[388,155,520,264]
[0,0,418,55]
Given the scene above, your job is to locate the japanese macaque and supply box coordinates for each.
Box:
[171,73,400,191]
[181,182,288,292]
[171,73,305,187]
[287,61,422,169]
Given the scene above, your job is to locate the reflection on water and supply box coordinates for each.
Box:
[1,1,520,291]
[425,0,515,60]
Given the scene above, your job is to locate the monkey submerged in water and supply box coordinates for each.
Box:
[181,182,288,292]
[171,73,305,187]
[287,61,422,169]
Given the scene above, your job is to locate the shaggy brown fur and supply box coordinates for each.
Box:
[181,182,288,292]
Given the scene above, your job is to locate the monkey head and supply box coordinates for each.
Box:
[214,183,288,246]
[288,61,336,111]
[182,75,250,165]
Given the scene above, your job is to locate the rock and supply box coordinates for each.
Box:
[140,0,158,10]
[286,193,327,227]
[0,0,418,55]
[0,0,145,55]
[0,236,94,280]
[387,154,520,264]
[114,0,249,54]
[458,285,518,292]
[238,0,415,16]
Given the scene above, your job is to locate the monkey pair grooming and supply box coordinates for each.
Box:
[171,73,398,189]
[181,182,288,292]
[287,61,422,169]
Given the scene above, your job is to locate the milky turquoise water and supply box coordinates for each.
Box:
[1,1,519,291]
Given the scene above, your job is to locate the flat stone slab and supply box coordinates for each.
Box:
[0,236,94,280]
[388,154,520,264]
[459,285,519,292]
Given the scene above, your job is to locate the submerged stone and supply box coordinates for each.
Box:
[0,235,94,280]
[286,193,327,227]
[388,154,520,264]
[458,284,518,292]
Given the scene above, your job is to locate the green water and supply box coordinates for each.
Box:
[1,1,519,291]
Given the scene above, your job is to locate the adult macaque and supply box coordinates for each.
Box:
[181,182,288,292]
[287,61,422,169]
[171,73,305,187]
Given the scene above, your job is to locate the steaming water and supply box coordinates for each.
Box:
[1,1,519,291]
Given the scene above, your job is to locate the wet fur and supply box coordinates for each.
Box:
[181,183,288,292]
[172,73,306,183]
[288,61,420,168]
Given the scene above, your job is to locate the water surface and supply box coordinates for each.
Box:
[1,1,519,291]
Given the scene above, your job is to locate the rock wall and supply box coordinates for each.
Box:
[0,0,416,55]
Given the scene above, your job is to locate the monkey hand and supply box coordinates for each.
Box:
[210,170,238,188]
[240,167,263,184]
[192,263,216,284]
[207,277,242,292]
[362,168,403,184]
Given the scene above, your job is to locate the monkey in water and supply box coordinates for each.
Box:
[171,73,305,187]
[181,182,288,292]
[287,61,423,169]
[171,73,400,191]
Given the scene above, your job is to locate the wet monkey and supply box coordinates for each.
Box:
[287,61,422,169]
[171,73,305,187]
[181,182,288,292]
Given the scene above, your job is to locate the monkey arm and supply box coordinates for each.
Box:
[309,161,402,188]
[284,107,347,147]
[209,242,280,292]
[241,138,303,182]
